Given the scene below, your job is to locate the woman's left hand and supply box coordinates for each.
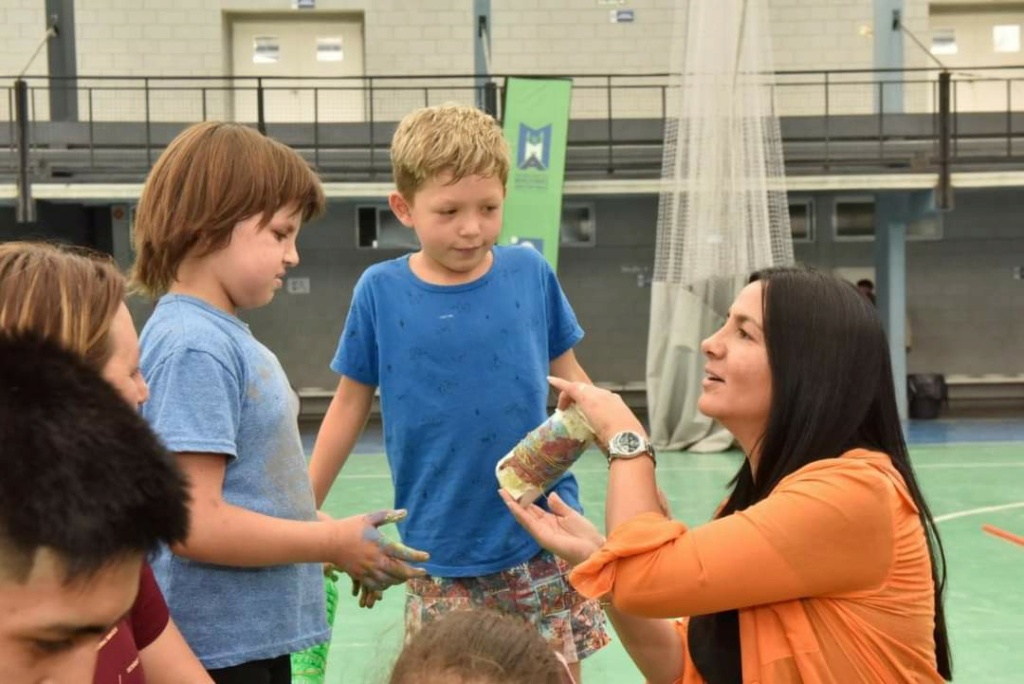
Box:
[500,490,605,566]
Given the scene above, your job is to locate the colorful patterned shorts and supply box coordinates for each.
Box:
[405,550,610,664]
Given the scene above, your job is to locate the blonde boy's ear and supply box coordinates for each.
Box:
[388,191,415,228]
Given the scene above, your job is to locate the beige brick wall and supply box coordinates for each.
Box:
[1,0,50,121]
[72,0,474,77]
[490,0,676,75]
[491,0,880,118]
[0,0,945,121]
[0,0,49,78]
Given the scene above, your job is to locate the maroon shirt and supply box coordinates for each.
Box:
[92,563,170,684]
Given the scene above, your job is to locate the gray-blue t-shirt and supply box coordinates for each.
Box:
[140,294,327,669]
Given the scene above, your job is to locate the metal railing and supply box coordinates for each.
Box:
[5,67,1024,183]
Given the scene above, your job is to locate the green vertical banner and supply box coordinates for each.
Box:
[500,77,573,271]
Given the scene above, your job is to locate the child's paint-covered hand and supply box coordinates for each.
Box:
[326,509,430,594]
[350,578,384,609]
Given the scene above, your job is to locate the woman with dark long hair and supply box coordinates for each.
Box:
[503,267,951,683]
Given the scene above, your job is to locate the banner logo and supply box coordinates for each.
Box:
[517,124,552,171]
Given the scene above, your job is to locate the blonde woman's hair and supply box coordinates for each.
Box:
[390,103,510,200]
[132,121,326,297]
[0,241,125,371]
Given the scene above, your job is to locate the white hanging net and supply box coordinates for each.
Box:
[647,0,794,451]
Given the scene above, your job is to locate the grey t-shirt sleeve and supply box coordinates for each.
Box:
[143,348,242,459]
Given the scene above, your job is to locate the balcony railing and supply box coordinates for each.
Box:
[4,67,1024,184]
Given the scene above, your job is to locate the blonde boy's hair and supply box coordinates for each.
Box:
[131,122,326,297]
[0,241,124,371]
[390,104,509,199]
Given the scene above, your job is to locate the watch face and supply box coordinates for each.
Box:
[614,431,642,454]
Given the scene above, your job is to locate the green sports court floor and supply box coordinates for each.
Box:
[313,420,1024,683]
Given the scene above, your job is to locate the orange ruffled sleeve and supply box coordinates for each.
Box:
[569,458,895,619]
[570,512,687,599]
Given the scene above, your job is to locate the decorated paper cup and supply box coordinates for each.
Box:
[496,405,594,505]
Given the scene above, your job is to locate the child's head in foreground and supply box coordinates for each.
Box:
[388,609,574,684]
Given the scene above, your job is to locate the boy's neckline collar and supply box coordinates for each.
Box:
[405,248,496,288]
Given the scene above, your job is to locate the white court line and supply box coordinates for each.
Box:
[340,464,741,480]
[935,502,1024,523]
[910,441,1024,450]
[339,461,1024,480]
[915,462,1024,469]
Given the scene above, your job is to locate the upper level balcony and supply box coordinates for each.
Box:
[3,67,1024,187]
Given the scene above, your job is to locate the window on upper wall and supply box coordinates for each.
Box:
[835,197,875,240]
[317,37,343,62]
[788,199,814,242]
[834,197,943,241]
[560,202,596,246]
[355,205,420,250]
[993,24,1021,53]
[931,28,958,55]
[253,36,279,64]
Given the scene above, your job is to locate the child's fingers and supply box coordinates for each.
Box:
[360,587,383,609]
[358,568,392,592]
[381,538,430,563]
[366,509,407,527]
[379,557,428,582]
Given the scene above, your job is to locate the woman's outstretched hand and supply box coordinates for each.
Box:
[499,490,605,567]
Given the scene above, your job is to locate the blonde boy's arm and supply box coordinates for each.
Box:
[309,376,376,508]
[549,348,592,384]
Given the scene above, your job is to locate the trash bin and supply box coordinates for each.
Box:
[907,373,947,419]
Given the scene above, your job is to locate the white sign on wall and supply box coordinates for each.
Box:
[287,277,311,294]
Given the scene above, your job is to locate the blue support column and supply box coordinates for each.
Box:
[474,0,492,113]
[46,0,78,121]
[875,194,908,420]
[874,0,904,114]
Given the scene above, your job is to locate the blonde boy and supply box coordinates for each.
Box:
[133,122,427,682]
[309,105,610,681]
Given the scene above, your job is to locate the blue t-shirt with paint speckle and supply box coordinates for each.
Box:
[331,245,585,577]
[140,295,328,669]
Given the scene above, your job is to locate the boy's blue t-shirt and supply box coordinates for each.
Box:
[332,245,585,577]
[140,295,328,670]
